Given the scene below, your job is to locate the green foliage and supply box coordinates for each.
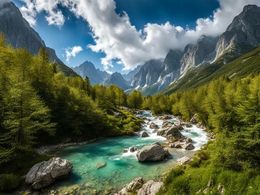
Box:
[158,74,260,194]
[0,174,21,192]
[127,90,143,109]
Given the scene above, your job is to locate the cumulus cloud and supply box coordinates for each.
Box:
[65,46,83,62]
[19,0,260,70]
[20,0,65,27]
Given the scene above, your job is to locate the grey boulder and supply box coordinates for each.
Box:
[137,180,163,195]
[25,157,72,189]
[136,143,170,162]
[140,131,149,137]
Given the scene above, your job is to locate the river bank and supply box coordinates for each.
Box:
[32,110,209,195]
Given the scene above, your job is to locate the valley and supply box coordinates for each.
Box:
[0,1,259,195]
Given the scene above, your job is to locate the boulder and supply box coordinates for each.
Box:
[157,128,167,136]
[149,122,159,130]
[185,138,193,143]
[126,177,144,192]
[164,126,184,139]
[116,177,144,195]
[184,143,195,150]
[26,157,72,189]
[162,121,172,128]
[137,180,163,195]
[129,146,138,152]
[140,131,149,137]
[169,142,182,148]
[136,143,170,162]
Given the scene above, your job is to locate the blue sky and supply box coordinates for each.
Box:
[12,0,233,72]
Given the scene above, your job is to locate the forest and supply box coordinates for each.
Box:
[0,35,259,194]
[0,36,144,191]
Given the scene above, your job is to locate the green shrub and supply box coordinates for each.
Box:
[0,174,21,192]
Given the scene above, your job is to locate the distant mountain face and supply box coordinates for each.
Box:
[180,36,218,74]
[131,4,260,95]
[73,61,109,84]
[123,65,141,81]
[131,59,164,89]
[104,72,130,90]
[0,1,76,76]
[215,5,260,60]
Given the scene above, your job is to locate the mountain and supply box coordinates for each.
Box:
[131,59,164,91]
[164,46,260,94]
[0,0,76,76]
[123,65,141,81]
[132,5,260,95]
[104,72,130,90]
[215,5,260,60]
[73,61,110,84]
[180,35,218,74]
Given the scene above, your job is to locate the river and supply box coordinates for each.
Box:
[54,111,208,194]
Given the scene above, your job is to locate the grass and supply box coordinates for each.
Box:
[159,138,260,195]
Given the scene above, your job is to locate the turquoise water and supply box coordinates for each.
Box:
[56,111,208,194]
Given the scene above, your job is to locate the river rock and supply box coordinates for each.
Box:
[137,180,163,195]
[164,126,184,139]
[177,156,191,165]
[159,115,172,120]
[157,128,167,136]
[162,121,172,128]
[129,146,138,152]
[149,122,159,130]
[116,177,144,195]
[184,143,195,150]
[140,131,149,137]
[136,143,170,162]
[25,157,72,189]
[169,142,182,148]
[96,162,107,169]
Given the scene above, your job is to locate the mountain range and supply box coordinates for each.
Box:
[0,2,259,94]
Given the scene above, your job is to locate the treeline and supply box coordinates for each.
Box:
[0,36,144,181]
[155,74,260,194]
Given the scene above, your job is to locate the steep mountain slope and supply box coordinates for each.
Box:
[164,46,260,94]
[104,72,130,90]
[0,1,76,76]
[123,65,141,81]
[131,59,164,89]
[73,61,110,84]
[180,36,218,74]
[215,5,260,60]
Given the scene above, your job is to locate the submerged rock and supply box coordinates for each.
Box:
[136,143,170,162]
[25,157,72,189]
[96,162,107,169]
[137,180,163,195]
[140,131,149,137]
[129,146,138,152]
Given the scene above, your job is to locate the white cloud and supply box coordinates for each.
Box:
[19,0,260,70]
[65,46,83,62]
[20,0,65,27]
